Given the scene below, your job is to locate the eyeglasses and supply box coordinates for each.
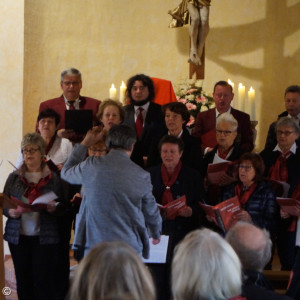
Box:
[62,81,80,87]
[239,164,253,171]
[88,148,107,154]
[216,129,234,136]
[276,130,295,136]
[22,148,40,154]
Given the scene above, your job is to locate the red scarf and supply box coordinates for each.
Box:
[234,182,257,205]
[161,161,182,205]
[20,172,52,204]
[269,151,291,182]
[45,132,57,155]
[217,145,233,159]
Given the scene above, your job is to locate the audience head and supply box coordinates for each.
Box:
[238,152,265,186]
[226,222,272,272]
[60,67,82,101]
[213,81,234,114]
[284,85,300,118]
[216,113,238,151]
[159,135,184,171]
[172,228,242,300]
[88,131,108,157]
[37,109,60,138]
[162,102,190,135]
[97,99,124,131]
[21,132,46,170]
[275,116,300,152]
[126,74,155,105]
[106,124,136,151]
[68,241,156,300]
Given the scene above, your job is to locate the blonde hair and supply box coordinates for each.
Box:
[96,99,125,122]
[172,229,242,300]
[68,241,156,300]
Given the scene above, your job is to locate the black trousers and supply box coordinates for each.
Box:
[9,235,58,300]
[286,246,300,299]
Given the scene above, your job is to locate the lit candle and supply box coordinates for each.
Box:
[109,84,117,100]
[248,86,256,120]
[119,81,127,105]
[227,79,234,90]
[238,83,245,111]
[228,79,237,108]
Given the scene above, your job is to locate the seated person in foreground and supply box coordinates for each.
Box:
[260,117,300,270]
[172,228,243,300]
[68,241,156,300]
[192,80,253,154]
[147,102,202,171]
[148,135,205,300]
[226,222,293,300]
[221,153,279,238]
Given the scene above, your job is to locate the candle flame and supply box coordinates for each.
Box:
[111,83,115,88]
[249,86,254,92]
[121,81,126,87]
[239,83,244,88]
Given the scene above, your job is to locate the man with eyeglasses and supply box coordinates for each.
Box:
[193,80,253,154]
[264,85,300,151]
[123,74,166,167]
[37,68,100,130]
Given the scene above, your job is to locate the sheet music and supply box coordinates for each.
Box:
[142,235,169,264]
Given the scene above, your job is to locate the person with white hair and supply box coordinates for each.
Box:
[172,228,243,300]
[226,222,293,300]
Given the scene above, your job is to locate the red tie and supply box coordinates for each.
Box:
[68,101,75,110]
[136,107,144,139]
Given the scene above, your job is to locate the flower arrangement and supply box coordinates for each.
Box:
[174,78,214,127]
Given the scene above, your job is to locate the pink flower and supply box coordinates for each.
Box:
[186,88,198,94]
[178,98,187,104]
[186,103,197,110]
[187,116,195,127]
[196,95,207,104]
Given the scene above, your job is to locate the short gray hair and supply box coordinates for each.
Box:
[172,229,242,300]
[60,68,82,82]
[275,116,300,135]
[21,132,45,156]
[226,222,272,272]
[106,124,136,151]
[216,113,238,131]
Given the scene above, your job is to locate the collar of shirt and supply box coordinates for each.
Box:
[168,129,183,138]
[287,113,300,120]
[273,142,297,155]
[63,95,81,110]
[215,106,231,118]
[134,102,150,122]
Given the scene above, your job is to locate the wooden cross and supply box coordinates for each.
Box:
[189,47,205,80]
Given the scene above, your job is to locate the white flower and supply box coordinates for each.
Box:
[200,105,208,112]
[186,94,195,100]
[195,80,203,88]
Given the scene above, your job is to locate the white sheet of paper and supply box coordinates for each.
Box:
[32,191,58,205]
[142,235,169,264]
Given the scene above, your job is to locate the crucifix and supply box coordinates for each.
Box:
[168,0,211,80]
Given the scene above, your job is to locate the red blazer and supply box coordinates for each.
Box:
[38,95,101,130]
[192,107,254,153]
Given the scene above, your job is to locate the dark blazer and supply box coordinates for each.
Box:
[146,127,202,172]
[123,102,166,167]
[38,95,101,130]
[148,164,205,261]
[264,111,300,150]
[192,107,254,153]
[260,147,300,197]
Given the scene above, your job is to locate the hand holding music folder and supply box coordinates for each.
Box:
[157,195,187,220]
[276,197,300,217]
[207,161,238,186]
[199,196,241,232]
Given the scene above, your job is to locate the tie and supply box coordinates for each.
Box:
[136,107,144,139]
[68,101,75,110]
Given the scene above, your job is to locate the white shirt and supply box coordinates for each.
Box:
[134,102,150,123]
[63,95,81,110]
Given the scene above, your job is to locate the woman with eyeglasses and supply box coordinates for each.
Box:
[3,132,63,300]
[222,152,279,237]
[260,117,300,270]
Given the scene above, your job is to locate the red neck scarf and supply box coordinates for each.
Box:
[161,161,182,205]
[45,132,57,155]
[269,151,291,182]
[20,172,52,204]
[217,145,234,159]
[234,182,257,205]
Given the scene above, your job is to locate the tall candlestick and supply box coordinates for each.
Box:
[238,83,245,111]
[120,81,127,105]
[109,83,117,100]
[248,86,256,120]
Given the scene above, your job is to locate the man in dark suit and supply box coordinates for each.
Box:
[123,74,166,167]
[264,85,300,150]
[38,68,100,130]
[192,80,253,154]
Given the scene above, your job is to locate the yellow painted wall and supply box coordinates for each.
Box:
[1,0,300,189]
